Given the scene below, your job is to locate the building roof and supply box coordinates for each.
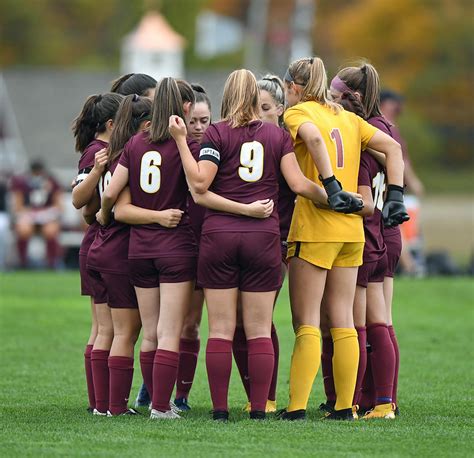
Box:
[123,12,185,52]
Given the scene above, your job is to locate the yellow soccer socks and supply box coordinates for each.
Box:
[331,328,360,411]
[288,325,321,412]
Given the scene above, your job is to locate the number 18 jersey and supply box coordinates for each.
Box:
[119,131,199,258]
[284,101,377,243]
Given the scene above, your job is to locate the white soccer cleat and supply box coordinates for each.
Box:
[150,408,182,420]
[93,408,107,416]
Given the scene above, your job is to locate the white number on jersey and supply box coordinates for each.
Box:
[140,151,162,193]
[98,171,112,198]
[238,141,264,182]
[372,171,386,211]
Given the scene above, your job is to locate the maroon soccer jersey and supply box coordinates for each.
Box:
[358,151,386,263]
[199,121,293,235]
[119,131,199,258]
[187,195,205,241]
[10,174,60,210]
[278,175,295,241]
[87,157,131,275]
[77,139,108,256]
[367,116,402,257]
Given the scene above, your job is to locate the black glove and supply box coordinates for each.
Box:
[382,184,410,227]
[320,175,364,214]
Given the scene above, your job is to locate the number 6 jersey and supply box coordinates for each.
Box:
[199,120,294,236]
[119,131,199,259]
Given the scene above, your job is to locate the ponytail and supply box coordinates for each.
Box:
[221,69,260,128]
[108,94,152,163]
[149,78,195,144]
[72,93,123,153]
[336,62,382,118]
[339,91,367,119]
[285,57,341,114]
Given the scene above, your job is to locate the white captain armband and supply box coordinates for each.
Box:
[199,144,220,165]
[75,167,92,184]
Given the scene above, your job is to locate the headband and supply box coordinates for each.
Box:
[284,68,306,86]
[330,76,352,93]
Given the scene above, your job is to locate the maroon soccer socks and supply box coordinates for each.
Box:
[248,337,274,412]
[139,350,155,400]
[152,350,179,412]
[84,344,95,410]
[175,338,200,400]
[206,338,233,412]
[367,323,395,405]
[90,349,110,413]
[108,356,134,415]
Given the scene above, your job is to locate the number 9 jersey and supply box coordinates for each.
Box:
[284,101,377,243]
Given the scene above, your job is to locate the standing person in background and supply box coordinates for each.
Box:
[233,74,290,413]
[279,57,407,421]
[71,92,123,414]
[381,89,425,276]
[10,160,62,269]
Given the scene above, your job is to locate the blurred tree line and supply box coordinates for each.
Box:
[1,0,472,183]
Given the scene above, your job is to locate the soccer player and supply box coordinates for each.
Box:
[109,72,158,409]
[327,63,399,419]
[233,74,291,413]
[71,92,123,414]
[279,57,407,421]
[174,84,212,411]
[10,160,62,269]
[86,94,153,416]
[169,69,338,421]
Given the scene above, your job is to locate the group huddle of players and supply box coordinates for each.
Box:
[72,56,409,422]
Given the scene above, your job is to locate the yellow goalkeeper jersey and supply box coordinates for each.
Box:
[284,101,377,243]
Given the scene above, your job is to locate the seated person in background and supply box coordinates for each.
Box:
[10,160,62,268]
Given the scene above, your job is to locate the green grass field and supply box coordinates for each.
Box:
[1,272,473,457]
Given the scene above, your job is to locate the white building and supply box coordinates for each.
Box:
[121,12,186,80]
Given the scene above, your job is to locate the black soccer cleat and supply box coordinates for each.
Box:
[249,410,266,420]
[322,407,355,421]
[276,408,306,421]
[212,410,229,422]
[319,401,335,414]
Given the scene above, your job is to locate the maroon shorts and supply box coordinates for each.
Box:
[87,268,108,304]
[197,232,282,292]
[385,230,402,278]
[79,254,94,297]
[357,254,388,288]
[129,256,197,288]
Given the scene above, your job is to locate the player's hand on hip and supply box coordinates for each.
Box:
[156,209,184,228]
[382,185,410,227]
[169,116,188,139]
[245,199,274,218]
